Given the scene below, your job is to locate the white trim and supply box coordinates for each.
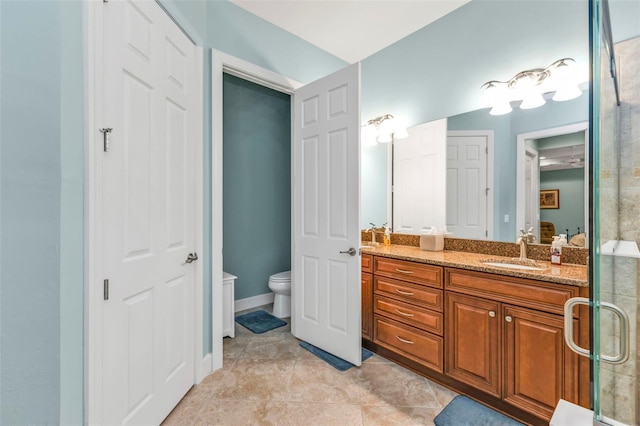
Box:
[192,46,207,383]
[234,292,276,313]
[85,3,205,423]
[211,49,302,372]
[85,1,104,423]
[516,122,589,245]
[446,130,495,240]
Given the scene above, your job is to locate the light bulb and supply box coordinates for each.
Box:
[361,124,377,147]
[377,133,393,143]
[490,101,512,115]
[520,92,546,109]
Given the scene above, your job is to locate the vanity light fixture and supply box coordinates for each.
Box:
[481,58,583,115]
[362,113,408,145]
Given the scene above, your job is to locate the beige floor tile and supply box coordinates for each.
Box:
[164,304,458,425]
[208,358,295,401]
[278,402,363,426]
[361,405,439,426]
[353,362,440,407]
[287,359,369,405]
[195,399,285,426]
[239,333,302,360]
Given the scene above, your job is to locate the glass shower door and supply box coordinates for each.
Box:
[590,0,638,424]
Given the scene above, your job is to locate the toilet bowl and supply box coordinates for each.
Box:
[268,270,291,318]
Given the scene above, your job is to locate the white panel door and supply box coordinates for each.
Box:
[102,1,199,424]
[293,64,361,366]
[446,134,488,239]
[393,119,447,234]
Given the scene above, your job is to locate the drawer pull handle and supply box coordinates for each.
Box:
[395,309,415,317]
[489,311,496,318]
[395,268,414,274]
[394,289,414,296]
[505,315,513,322]
[395,335,415,345]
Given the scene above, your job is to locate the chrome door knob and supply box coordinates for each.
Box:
[185,252,198,263]
[339,247,357,256]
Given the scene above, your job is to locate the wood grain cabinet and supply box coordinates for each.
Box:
[372,257,444,373]
[362,255,588,425]
[361,254,373,341]
[445,268,583,422]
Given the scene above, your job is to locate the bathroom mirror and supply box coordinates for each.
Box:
[359,0,589,244]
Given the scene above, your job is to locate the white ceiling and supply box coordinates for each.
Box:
[229,0,471,64]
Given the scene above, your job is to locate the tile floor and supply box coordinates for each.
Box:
[163,305,458,425]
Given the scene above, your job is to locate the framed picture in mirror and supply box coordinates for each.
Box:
[540,189,560,209]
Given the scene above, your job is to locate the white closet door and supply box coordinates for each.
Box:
[393,118,447,234]
[292,63,362,366]
[446,134,489,239]
[101,1,200,423]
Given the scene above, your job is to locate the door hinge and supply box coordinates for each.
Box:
[486,230,488,237]
[99,128,113,152]
[486,187,490,195]
[103,279,109,300]
[485,147,488,154]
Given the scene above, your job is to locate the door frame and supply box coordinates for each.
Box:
[446,130,495,240]
[84,2,204,423]
[524,147,540,241]
[210,50,302,370]
[516,122,589,245]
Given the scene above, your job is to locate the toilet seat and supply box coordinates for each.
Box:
[270,271,291,282]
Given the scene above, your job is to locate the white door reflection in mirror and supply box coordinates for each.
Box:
[524,147,540,241]
[446,131,492,240]
[393,119,447,234]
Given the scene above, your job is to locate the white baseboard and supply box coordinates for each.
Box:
[234,292,275,313]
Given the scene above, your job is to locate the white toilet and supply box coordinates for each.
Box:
[268,270,291,318]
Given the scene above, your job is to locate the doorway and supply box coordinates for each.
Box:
[221,73,292,310]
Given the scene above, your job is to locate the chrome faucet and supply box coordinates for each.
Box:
[517,228,534,260]
[369,223,377,245]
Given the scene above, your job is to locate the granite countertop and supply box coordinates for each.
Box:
[361,244,588,287]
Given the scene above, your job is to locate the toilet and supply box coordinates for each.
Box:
[268,270,291,318]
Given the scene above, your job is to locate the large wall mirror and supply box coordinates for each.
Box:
[360,1,589,245]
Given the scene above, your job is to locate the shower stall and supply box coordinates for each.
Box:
[563,0,640,424]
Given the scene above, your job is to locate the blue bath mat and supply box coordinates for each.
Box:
[299,341,373,371]
[435,395,524,426]
[235,310,287,334]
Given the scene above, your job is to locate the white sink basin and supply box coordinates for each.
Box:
[482,259,546,271]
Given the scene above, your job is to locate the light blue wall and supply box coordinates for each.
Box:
[167,0,346,354]
[540,168,586,236]
[360,0,590,241]
[0,0,345,422]
[1,1,84,423]
[222,74,291,300]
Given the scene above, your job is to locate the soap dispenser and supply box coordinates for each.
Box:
[384,227,391,246]
[551,236,562,265]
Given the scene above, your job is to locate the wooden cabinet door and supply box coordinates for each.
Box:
[503,305,578,420]
[445,293,501,397]
[362,272,373,341]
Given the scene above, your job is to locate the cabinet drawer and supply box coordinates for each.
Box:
[374,276,443,312]
[374,295,443,336]
[445,268,579,315]
[374,316,443,373]
[362,254,373,273]
[374,257,443,288]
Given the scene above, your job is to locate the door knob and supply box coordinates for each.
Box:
[339,247,357,256]
[185,252,198,264]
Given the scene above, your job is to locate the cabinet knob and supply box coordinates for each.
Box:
[489,311,496,317]
[505,315,513,322]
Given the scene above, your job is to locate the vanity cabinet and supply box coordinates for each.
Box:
[371,257,444,373]
[445,268,583,421]
[361,254,373,341]
[361,253,588,425]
